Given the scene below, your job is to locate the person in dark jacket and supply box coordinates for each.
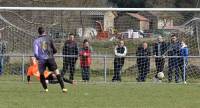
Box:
[167,34,181,83]
[136,42,151,82]
[33,27,66,92]
[79,39,92,82]
[179,40,189,84]
[112,40,127,82]
[0,32,6,75]
[153,36,167,81]
[62,34,79,81]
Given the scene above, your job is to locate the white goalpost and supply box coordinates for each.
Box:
[0,7,200,11]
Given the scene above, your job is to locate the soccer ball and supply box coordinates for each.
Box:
[157,72,164,80]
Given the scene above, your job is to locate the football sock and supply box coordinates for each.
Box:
[56,74,65,89]
[40,74,47,89]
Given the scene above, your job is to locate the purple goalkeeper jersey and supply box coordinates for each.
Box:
[33,35,57,60]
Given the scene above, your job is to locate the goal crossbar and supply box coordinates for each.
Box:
[0,7,199,11]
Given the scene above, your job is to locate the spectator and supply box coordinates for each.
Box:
[112,40,127,82]
[167,34,181,83]
[62,34,79,81]
[79,39,92,82]
[0,32,6,75]
[153,36,167,82]
[179,40,189,84]
[136,42,151,82]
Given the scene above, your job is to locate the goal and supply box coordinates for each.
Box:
[0,7,199,83]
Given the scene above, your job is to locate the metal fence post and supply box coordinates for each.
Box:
[183,56,186,83]
[195,22,200,56]
[104,56,107,83]
[22,55,25,81]
[1,55,4,75]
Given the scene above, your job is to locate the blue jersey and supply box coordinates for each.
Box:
[180,47,189,62]
[33,35,57,60]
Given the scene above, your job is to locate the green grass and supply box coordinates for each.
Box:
[0,78,200,108]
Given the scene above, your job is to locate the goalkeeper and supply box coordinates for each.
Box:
[27,57,75,84]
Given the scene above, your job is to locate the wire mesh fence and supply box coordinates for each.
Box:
[0,10,199,55]
[0,9,199,84]
[0,55,200,84]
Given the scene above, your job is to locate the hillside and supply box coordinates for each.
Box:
[0,0,198,8]
[0,0,112,7]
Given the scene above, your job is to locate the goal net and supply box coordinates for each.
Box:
[0,7,199,83]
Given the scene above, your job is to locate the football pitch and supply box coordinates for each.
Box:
[0,81,200,108]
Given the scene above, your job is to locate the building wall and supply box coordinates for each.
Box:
[140,20,149,31]
[104,11,115,31]
[138,12,158,31]
[114,15,140,32]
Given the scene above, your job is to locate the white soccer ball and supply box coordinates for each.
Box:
[157,72,164,80]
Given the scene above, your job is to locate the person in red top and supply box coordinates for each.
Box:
[79,39,92,81]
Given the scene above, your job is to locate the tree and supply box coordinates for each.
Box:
[145,0,176,8]
[145,0,198,8]
[175,0,197,8]
[108,0,145,8]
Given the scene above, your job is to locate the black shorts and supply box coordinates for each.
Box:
[46,73,55,80]
[38,58,57,74]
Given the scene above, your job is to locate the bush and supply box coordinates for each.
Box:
[3,62,29,75]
